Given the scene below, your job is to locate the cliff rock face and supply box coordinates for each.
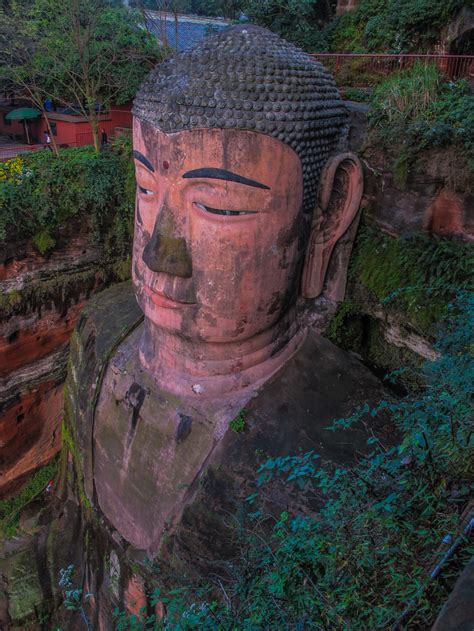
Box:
[0,232,130,497]
[346,102,473,241]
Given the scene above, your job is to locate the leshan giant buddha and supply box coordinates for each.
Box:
[66,25,367,557]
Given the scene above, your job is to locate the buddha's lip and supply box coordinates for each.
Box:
[144,285,195,309]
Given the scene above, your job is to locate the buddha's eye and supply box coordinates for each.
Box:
[195,203,257,217]
[138,185,154,196]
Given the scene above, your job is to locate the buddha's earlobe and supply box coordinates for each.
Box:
[302,152,363,299]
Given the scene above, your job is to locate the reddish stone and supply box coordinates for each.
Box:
[124,575,147,617]
[0,379,63,496]
[425,188,468,238]
[0,301,86,378]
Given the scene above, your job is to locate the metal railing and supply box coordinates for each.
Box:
[309,53,474,83]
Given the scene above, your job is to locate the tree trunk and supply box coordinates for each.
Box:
[89,107,100,153]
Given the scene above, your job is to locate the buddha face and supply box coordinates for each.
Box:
[132,119,307,343]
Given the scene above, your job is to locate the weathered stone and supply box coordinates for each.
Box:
[432,556,474,630]
[0,227,131,496]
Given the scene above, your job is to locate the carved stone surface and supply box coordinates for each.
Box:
[66,25,364,563]
[133,24,348,215]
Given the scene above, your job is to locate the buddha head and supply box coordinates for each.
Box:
[131,26,362,365]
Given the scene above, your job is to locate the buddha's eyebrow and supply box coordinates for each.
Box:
[133,150,155,173]
[182,168,270,190]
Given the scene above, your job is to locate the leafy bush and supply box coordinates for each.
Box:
[0,138,135,256]
[341,87,372,102]
[114,293,473,629]
[229,408,248,432]
[328,0,465,53]
[242,0,330,51]
[370,65,474,167]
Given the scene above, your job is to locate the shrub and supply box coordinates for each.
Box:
[328,0,465,53]
[0,458,59,538]
[0,138,135,256]
[229,408,248,432]
[370,65,474,167]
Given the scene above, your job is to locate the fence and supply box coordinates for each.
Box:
[309,53,474,85]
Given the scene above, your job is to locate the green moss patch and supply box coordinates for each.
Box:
[349,224,473,334]
[0,257,131,321]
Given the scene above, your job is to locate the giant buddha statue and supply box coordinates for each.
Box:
[66,25,384,579]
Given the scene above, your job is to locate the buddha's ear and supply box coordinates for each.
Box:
[302,152,363,299]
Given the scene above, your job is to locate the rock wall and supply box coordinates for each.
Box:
[0,230,130,497]
[346,101,473,240]
[324,102,473,378]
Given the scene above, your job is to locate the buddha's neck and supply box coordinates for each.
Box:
[138,310,305,399]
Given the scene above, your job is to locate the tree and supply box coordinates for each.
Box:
[242,0,335,51]
[190,0,244,19]
[1,0,164,152]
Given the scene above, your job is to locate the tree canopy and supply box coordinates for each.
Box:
[0,0,164,151]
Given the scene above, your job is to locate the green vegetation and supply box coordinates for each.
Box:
[325,299,361,346]
[135,0,244,19]
[229,408,248,432]
[0,0,162,152]
[341,86,372,102]
[113,293,474,629]
[327,0,465,53]
[239,0,464,53]
[325,223,473,384]
[0,261,130,322]
[370,64,474,168]
[349,224,473,332]
[0,458,58,538]
[32,230,56,255]
[371,61,440,125]
[0,139,135,254]
[59,565,93,630]
[243,0,331,51]
[61,419,91,510]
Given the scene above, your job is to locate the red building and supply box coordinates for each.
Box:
[0,102,132,150]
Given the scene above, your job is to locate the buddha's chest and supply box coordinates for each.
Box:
[92,331,242,552]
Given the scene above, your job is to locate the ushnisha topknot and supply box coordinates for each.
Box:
[133,24,347,214]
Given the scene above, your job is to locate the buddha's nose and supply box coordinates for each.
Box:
[142,209,192,278]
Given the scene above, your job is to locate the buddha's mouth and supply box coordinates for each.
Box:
[144,285,195,309]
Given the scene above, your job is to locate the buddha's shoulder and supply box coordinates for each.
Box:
[70,280,142,364]
[233,330,392,462]
[65,281,142,426]
[256,329,386,421]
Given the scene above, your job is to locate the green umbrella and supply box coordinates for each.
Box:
[5,107,41,120]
